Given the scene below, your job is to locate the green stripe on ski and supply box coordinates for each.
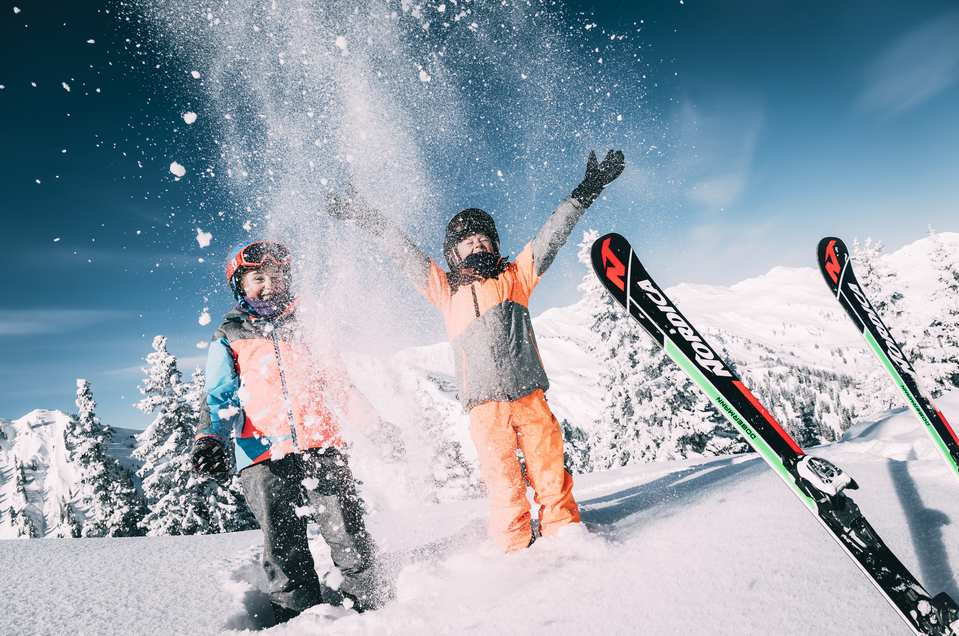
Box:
[863,330,959,476]
[663,339,817,512]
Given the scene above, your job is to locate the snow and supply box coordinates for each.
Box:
[3,394,959,634]
[184,111,198,124]
[170,162,186,177]
[196,228,212,247]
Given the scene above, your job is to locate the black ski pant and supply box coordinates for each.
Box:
[240,447,378,613]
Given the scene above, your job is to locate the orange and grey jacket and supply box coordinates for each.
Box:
[195,306,377,472]
[375,196,588,411]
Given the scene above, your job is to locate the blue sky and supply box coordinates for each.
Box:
[2,0,957,429]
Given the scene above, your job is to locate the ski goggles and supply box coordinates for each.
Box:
[227,241,291,281]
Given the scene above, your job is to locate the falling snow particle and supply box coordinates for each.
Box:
[196,341,209,349]
[54,238,60,242]
[36,179,40,184]
[62,82,71,92]
[419,70,431,82]
[191,71,201,79]
[199,309,211,326]
[170,162,186,177]
[196,228,212,248]
[14,7,20,13]
[617,115,623,121]
[183,111,197,124]
[335,36,347,50]
[87,39,95,44]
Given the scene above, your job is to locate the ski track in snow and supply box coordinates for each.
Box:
[2,392,958,635]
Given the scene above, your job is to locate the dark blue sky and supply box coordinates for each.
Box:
[2,0,957,428]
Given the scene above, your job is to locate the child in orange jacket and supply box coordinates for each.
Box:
[324,150,625,552]
[191,240,404,622]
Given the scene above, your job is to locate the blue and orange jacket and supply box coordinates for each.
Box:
[195,304,378,472]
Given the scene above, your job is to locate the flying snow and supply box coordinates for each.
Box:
[62,82,70,92]
[199,309,211,326]
[191,71,201,79]
[183,111,197,124]
[170,162,186,177]
[195,228,212,248]
[87,39,95,44]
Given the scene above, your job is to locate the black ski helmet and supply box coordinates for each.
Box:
[443,208,500,269]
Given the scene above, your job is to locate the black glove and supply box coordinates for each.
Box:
[570,149,626,208]
[323,184,387,235]
[192,436,229,473]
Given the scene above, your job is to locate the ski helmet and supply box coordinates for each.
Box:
[443,208,500,269]
[226,240,292,300]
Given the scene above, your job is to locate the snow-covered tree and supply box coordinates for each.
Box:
[64,379,145,538]
[9,458,40,538]
[134,340,256,535]
[903,233,959,395]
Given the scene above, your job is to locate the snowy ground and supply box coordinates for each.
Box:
[3,392,959,636]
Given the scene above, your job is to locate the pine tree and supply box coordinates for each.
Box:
[9,458,40,538]
[906,233,959,395]
[66,379,146,537]
[134,340,256,535]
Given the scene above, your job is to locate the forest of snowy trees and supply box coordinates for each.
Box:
[2,232,957,538]
[0,337,258,538]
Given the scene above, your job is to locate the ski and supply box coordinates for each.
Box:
[817,236,959,487]
[591,232,958,636]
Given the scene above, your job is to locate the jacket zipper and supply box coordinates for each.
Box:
[270,327,299,448]
[471,283,481,318]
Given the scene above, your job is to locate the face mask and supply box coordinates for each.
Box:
[461,252,504,279]
[241,291,292,321]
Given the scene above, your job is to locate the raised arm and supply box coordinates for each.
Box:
[324,185,432,289]
[530,149,625,277]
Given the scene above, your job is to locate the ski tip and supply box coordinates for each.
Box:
[596,231,627,243]
[817,236,846,254]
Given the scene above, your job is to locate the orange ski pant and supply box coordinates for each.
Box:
[468,389,581,553]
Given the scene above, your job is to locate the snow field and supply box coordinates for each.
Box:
[3,394,959,635]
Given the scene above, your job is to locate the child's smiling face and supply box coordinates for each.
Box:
[241,263,287,300]
[456,232,495,260]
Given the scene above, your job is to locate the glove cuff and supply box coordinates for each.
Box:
[571,181,602,209]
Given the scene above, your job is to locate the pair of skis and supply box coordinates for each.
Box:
[591,233,959,636]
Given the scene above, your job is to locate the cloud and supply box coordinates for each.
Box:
[861,9,959,115]
[676,93,765,211]
[0,309,131,336]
